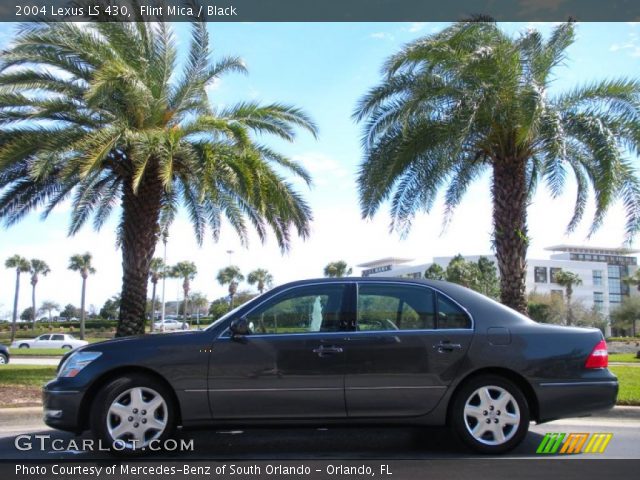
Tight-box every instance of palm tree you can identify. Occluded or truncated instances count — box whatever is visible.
[171,261,197,321]
[5,255,30,342]
[424,264,445,281]
[0,19,316,337]
[354,21,640,315]
[68,253,96,339]
[554,270,583,326]
[623,270,640,293]
[323,261,352,278]
[247,268,273,294]
[40,300,60,326]
[29,259,50,329]
[148,257,165,332]
[217,266,244,307]
[189,292,209,328]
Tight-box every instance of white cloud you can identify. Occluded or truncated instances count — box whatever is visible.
[370,32,394,41]
[609,33,640,57]
[293,152,350,187]
[407,23,427,33]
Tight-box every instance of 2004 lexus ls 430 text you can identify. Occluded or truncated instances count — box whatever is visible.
[43,278,618,454]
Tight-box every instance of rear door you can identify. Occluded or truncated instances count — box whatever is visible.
[49,334,65,348]
[344,282,473,417]
[208,283,351,419]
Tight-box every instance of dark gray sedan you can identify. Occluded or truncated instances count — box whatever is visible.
[43,278,617,454]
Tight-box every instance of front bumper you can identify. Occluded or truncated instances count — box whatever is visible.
[42,380,86,433]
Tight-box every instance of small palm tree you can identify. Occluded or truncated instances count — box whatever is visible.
[323,261,352,278]
[171,262,197,321]
[29,259,50,329]
[247,269,274,294]
[354,21,640,314]
[554,270,583,326]
[68,253,96,339]
[5,255,30,342]
[40,300,60,326]
[217,266,244,306]
[189,292,209,328]
[148,258,165,332]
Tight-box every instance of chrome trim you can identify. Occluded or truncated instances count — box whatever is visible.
[207,387,343,392]
[346,386,446,390]
[539,381,618,387]
[44,389,80,394]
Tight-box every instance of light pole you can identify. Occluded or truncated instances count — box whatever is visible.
[160,229,168,327]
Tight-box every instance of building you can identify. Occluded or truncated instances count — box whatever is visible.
[358,245,639,325]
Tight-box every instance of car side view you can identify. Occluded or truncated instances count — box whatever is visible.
[12,333,88,350]
[43,278,618,454]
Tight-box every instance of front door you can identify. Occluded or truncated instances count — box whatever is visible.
[208,283,351,419]
[344,282,473,417]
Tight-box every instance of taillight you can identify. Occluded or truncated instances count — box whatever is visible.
[585,339,608,369]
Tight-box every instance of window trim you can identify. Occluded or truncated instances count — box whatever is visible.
[218,280,475,338]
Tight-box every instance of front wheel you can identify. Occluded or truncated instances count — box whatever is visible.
[0,353,7,364]
[450,375,529,454]
[90,374,176,455]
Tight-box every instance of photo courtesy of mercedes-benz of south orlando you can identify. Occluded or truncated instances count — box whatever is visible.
[43,278,617,454]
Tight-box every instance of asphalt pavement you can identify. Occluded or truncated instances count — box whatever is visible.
[0,407,638,460]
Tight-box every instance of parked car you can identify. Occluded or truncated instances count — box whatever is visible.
[153,319,188,331]
[43,278,617,455]
[12,334,88,350]
[0,344,9,364]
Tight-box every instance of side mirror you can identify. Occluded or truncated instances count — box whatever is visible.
[230,317,251,337]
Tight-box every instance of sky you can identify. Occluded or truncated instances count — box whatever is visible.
[0,21,639,318]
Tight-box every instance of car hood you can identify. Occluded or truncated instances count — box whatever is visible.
[85,330,202,351]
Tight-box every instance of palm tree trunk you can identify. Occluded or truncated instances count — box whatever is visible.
[31,279,37,330]
[117,164,163,337]
[150,281,157,333]
[492,158,529,315]
[10,269,20,343]
[80,276,86,340]
[566,287,573,326]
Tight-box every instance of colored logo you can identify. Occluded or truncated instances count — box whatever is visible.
[536,433,613,454]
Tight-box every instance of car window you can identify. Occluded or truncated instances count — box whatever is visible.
[357,284,435,331]
[37,335,50,340]
[245,284,347,335]
[437,294,472,329]
[67,335,75,339]
[51,334,64,341]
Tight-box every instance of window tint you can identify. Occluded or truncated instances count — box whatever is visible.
[245,284,347,335]
[437,295,471,329]
[37,335,50,340]
[357,284,435,331]
[51,334,64,341]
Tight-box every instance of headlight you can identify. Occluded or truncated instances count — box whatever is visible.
[58,351,102,378]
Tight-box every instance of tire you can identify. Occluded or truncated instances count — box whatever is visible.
[62,345,72,350]
[90,373,176,455]
[0,353,7,364]
[450,374,530,454]
[18,344,29,349]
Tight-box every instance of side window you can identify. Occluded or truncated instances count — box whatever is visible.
[245,284,347,335]
[437,295,471,329]
[51,334,64,341]
[357,284,435,331]
[38,335,50,341]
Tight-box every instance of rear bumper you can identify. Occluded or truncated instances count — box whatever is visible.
[42,381,85,433]
[536,379,618,423]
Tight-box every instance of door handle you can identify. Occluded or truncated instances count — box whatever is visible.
[434,341,462,353]
[312,345,344,357]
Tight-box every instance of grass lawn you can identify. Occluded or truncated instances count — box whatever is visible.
[0,365,57,387]
[9,348,69,356]
[609,353,640,363]
[609,366,640,406]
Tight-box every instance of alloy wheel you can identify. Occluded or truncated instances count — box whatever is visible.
[106,386,168,449]
[462,385,521,446]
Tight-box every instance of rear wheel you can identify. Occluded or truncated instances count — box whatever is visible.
[450,375,529,454]
[62,345,72,350]
[18,344,29,349]
[90,374,176,455]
